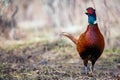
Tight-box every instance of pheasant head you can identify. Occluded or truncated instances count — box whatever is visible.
[85,7,96,24]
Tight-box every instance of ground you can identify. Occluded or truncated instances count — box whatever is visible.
[0,40,120,80]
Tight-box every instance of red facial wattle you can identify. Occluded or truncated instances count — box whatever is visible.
[86,7,95,15]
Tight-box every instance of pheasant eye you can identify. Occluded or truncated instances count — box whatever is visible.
[87,9,93,14]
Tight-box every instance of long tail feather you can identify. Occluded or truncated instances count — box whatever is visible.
[60,32,78,45]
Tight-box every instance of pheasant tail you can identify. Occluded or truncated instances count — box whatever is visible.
[61,32,78,45]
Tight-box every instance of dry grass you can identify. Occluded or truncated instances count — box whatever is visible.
[0,0,120,79]
[0,40,119,80]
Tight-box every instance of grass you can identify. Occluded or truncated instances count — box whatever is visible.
[0,39,119,80]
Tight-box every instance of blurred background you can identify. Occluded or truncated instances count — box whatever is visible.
[0,0,120,79]
[0,0,120,49]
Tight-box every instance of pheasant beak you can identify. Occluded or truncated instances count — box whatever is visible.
[85,12,88,15]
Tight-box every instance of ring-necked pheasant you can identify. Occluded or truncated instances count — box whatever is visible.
[61,7,105,74]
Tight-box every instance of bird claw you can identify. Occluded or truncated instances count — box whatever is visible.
[81,66,96,77]
[81,66,89,75]
[85,66,88,74]
[88,71,96,77]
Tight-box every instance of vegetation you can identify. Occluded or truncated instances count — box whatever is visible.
[0,40,119,80]
[0,0,119,80]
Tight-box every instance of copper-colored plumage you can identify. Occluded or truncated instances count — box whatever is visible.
[61,24,105,74]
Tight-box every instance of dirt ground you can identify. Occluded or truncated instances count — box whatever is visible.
[0,40,120,80]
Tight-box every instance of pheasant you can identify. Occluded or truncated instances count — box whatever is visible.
[61,7,105,74]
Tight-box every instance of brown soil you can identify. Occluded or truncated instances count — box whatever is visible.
[0,40,120,80]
